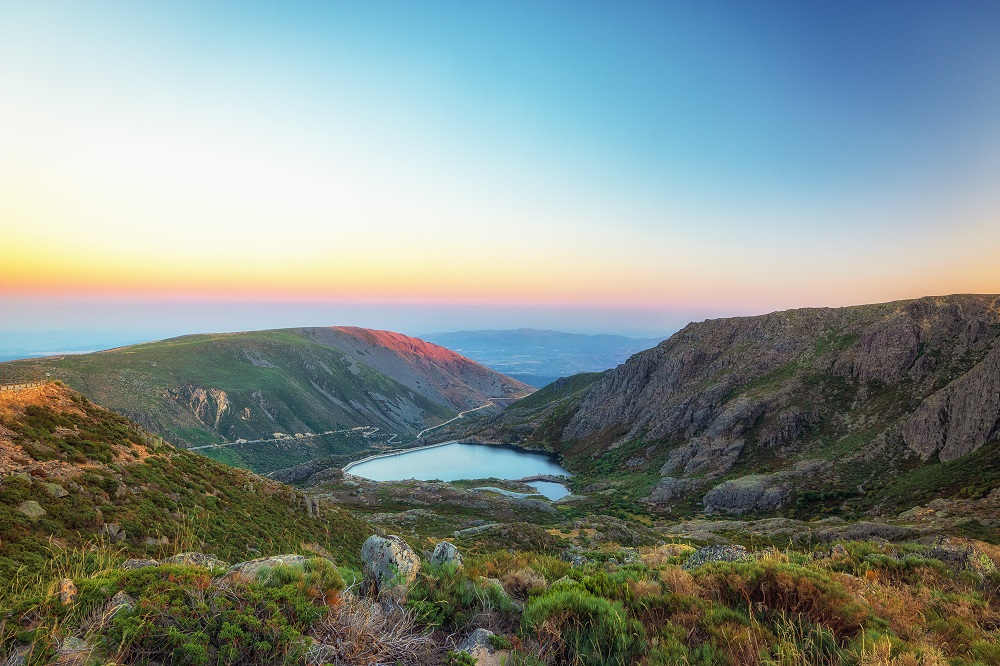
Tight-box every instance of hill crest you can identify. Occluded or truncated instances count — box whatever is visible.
[0,327,531,474]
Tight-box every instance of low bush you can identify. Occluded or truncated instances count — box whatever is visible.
[104,559,342,665]
[692,561,868,638]
[521,586,646,666]
[406,563,517,632]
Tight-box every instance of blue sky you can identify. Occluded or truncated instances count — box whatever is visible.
[1,1,999,339]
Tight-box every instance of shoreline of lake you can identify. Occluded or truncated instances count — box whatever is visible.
[342,439,459,473]
[342,440,572,500]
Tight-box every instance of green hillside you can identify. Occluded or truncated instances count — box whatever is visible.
[0,383,369,588]
[0,330,469,473]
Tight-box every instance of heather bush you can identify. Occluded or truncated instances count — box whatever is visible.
[692,560,869,637]
[406,562,517,631]
[521,586,646,666]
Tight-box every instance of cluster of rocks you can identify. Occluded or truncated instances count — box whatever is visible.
[681,544,751,569]
[926,539,998,578]
[100,522,128,543]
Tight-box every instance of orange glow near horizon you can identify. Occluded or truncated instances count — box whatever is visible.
[3,2,1000,327]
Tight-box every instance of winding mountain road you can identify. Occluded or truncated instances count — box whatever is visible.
[187,394,528,452]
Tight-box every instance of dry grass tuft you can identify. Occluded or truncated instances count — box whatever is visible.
[640,543,695,567]
[502,568,548,600]
[660,566,700,597]
[308,592,438,666]
[857,634,950,666]
[626,579,662,598]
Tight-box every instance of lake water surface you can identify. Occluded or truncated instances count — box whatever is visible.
[344,441,571,499]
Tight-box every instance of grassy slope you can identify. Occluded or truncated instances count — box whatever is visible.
[0,384,370,588]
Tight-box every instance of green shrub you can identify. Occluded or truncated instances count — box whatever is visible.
[521,587,646,666]
[971,639,1000,663]
[444,651,477,666]
[692,561,868,637]
[406,562,517,631]
[104,562,340,665]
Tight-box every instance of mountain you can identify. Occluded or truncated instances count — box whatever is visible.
[459,295,1000,519]
[421,328,667,387]
[0,327,531,473]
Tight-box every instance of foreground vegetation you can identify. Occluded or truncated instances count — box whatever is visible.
[3,535,998,665]
[3,384,999,664]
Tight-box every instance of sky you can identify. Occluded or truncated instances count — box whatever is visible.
[2,1,1000,341]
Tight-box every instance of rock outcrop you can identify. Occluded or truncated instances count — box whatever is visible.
[648,477,697,504]
[701,460,829,514]
[430,541,463,568]
[703,474,788,515]
[360,535,421,601]
[902,344,1000,461]
[682,545,751,569]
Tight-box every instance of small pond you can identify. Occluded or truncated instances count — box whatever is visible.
[524,480,571,500]
[344,441,571,500]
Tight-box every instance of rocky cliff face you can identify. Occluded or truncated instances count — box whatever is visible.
[902,343,1000,462]
[482,295,1000,516]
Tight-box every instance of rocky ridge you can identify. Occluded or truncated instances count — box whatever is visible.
[461,295,1000,517]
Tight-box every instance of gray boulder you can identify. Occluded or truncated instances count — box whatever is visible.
[361,535,420,601]
[648,477,695,504]
[703,475,788,515]
[15,501,46,520]
[41,482,69,498]
[927,542,998,578]
[109,591,136,614]
[682,545,751,570]
[121,558,159,570]
[226,554,309,580]
[161,552,227,568]
[458,628,503,666]
[430,541,463,568]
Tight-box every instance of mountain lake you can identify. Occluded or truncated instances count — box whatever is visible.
[343,441,571,500]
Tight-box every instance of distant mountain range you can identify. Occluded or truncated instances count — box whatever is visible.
[0,327,530,473]
[458,295,1000,520]
[421,328,667,387]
